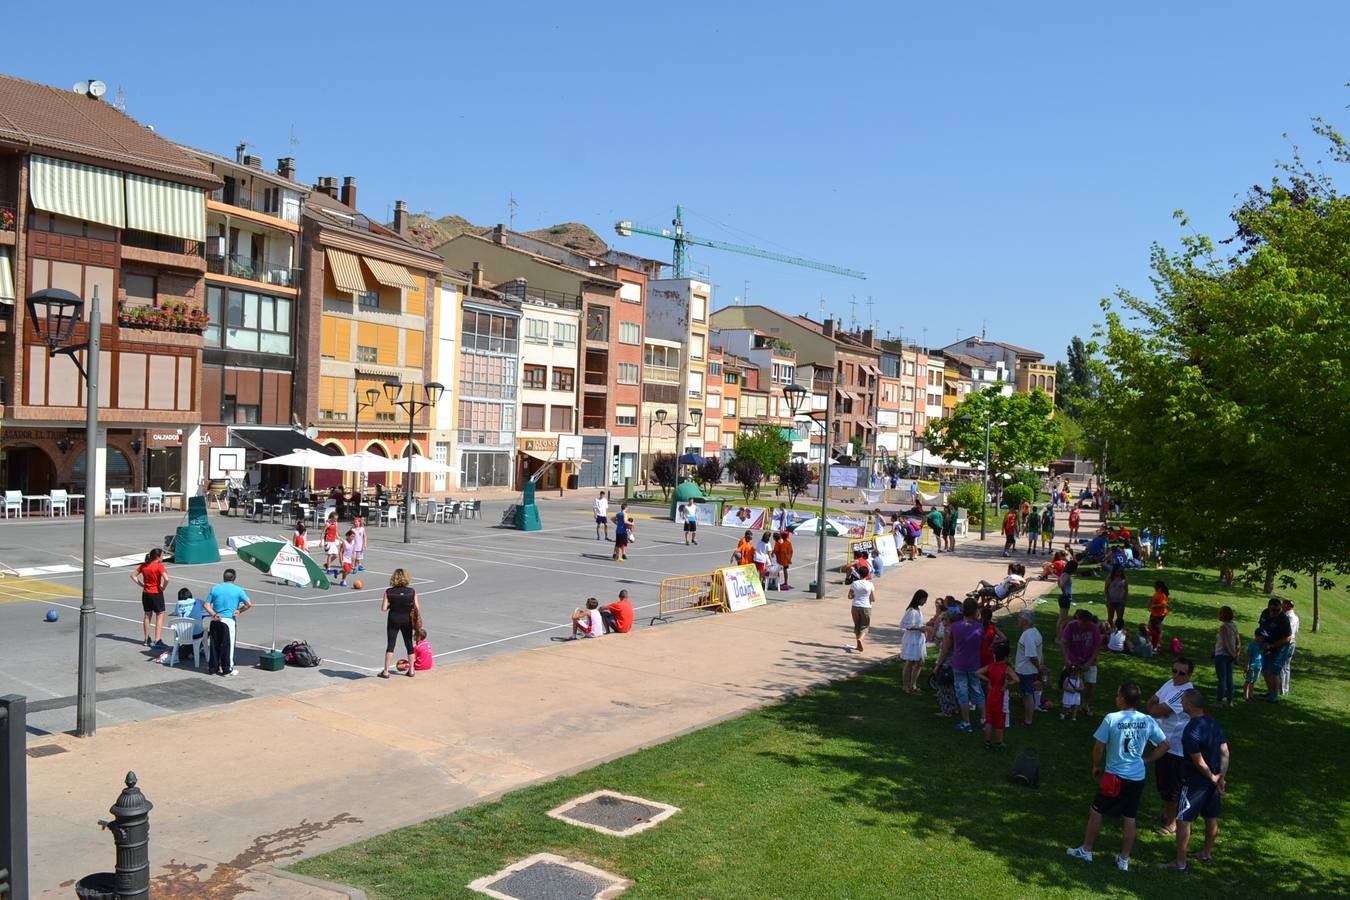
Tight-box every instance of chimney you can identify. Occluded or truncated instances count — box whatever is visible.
[393,199,408,236]
[862,328,874,347]
[340,176,357,209]
[471,262,484,287]
[822,317,835,339]
[492,223,505,245]
[503,277,527,300]
[314,177,338,199]
[276,157,296,182]
[235,142,247,163]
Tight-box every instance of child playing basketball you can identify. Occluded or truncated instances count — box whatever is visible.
[338,529,356,587]
[323,512,340,576]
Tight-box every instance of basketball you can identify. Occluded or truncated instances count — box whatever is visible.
[352,579,363,590]
[45,609,59,622]
[395,658,410,672]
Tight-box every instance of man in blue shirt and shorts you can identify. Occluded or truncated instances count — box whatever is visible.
[1067,682,1170,872]
[1169,690,1229,872]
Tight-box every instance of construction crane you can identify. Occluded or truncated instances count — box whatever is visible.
[614,205,866,280]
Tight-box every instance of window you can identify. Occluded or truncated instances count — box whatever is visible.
[724,398,737,418]
[552,367,575,392]
[690,334,705,359]
[356,345,377,363]
[461,308,520,354]
[724,371,738,385]
[708,361,722,376]
[521,403,545,431]
[772,362,795,384]
[524,318,549,344]
[644,345,680,368]
[124,273,155,304]
[523,364,546,389]
[358,291,380,310]
[617,363,639,384]
[690,294,707,321]
[620,281,642,303]
[458,350,519,400]
[549,405,573,431]
[615,404,637,426]
[619,321,640,345]
[208,288,292,354]
[688,371,704,398]
[553,321,577,347]
[586,306,608,341]
[705,425,720,444]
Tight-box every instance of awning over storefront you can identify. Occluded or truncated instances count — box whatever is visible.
[125,173,206,241]
[520,448,555,463]
[362,256,419,290]
[29,155,125,229]
[325,247,368,294]
[0,247,14,304]
[230,427,336,458]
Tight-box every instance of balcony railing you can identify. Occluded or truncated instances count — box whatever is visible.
[644,364,680,384]
[207,254,301,288]
[122,229,204,258]
[211,187,301,224]
[457,429,513,447]
[584,368,607,386]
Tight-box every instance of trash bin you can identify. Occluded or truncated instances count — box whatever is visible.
[75,873,116,899]
[566,474,579,490]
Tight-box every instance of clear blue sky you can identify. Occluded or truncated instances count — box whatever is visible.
[9,2,1350,362]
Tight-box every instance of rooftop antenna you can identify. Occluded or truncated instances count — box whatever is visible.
[849,295,858,330]
[743,280,750,306]
[508,193,518,229]
[981,319,987,341]
[288,124,301,149]
[112,85,126,112]
[865,295,875,331]
[922,327,928,349]
[818,296,826,320]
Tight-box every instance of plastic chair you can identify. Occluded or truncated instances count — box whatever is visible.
[382,505,399,527]
[107,488,126,515]
[169,618,206,668]
[4,490,23,518]
[146,487,164,513]
[465,499,482,520]
[49,489,70,517]
[423,500,443,523]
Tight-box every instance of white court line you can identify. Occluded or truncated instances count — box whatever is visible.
[433,600,663,658]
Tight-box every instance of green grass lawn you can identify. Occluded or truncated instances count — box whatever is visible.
[291,565,1348,898]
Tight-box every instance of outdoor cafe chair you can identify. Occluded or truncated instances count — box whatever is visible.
[107,488,127,515]
[146,487,164,513]
[381,505,399,528]
[3,490,22,518]
[464,498,482,520]
[168,618,206,668]
[423,500,444,524]
[49,489,70,517]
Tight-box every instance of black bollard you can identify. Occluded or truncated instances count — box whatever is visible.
[92,771,154,899]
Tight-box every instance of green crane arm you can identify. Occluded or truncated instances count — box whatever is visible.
[615,211,866,280]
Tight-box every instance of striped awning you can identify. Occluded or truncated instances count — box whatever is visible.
[0,247,14,304]
[125,173,206,242]
[362,256,419,290]
[325,248,368,294]
[29,155,125,229]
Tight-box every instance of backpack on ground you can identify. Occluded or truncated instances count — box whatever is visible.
[1009,750,1040,787]
[282,640,321,667]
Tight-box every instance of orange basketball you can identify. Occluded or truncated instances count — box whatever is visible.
[352,579,364,590]
[396,658,410,672]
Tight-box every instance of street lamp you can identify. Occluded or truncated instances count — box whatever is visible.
[658,407,702,456]
[352,386,380,493]
[783,382,831,600]
[644,408,668,489]
[26,287,100,737]
[960,413,1003,541]
[383,379,445,544]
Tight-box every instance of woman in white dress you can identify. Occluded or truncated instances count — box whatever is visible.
[900,589,930,693]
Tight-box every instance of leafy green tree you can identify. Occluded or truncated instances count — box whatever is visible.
[731,459,765,501]
[1087,119,1350,620]
[694,457,724,493]
[924,386,1064,511]
[733,425,790,483]
[779,461,812,508]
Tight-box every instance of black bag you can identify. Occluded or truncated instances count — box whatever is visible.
[932,662,955,687]
[282,640,321,667]
[1009,750,1040,787]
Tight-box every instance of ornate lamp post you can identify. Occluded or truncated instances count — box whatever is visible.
[26,287,99,736]
[782,382,831,599]
[658,407,703,455]
[382,379,445,544]
[352,386,380,494]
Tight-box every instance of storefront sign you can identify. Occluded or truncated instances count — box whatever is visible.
[2,429,72,441]
[520,437,559,452]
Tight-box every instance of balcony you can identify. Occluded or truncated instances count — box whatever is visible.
[457,429,512,447]
[582,395,607,431]
[207,254,301,289]
[120,229,206,271]
[210,188,301,225]
[0,200,15,235]
[584,349,608,386]
[645,364,680,384]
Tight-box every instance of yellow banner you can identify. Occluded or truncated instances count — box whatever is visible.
[917,479,941,495]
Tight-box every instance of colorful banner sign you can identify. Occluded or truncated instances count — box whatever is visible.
[718,564,767,612]
[722,505,767,529]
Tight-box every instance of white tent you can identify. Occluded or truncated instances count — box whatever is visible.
[905,449,975,470]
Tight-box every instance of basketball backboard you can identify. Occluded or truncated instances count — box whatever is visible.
[209,446,247,480]
[557,433,583,461]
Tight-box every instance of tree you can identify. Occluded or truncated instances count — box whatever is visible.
[924,386,1064,511]
[779,460,811,507]
[731,459,764,501]
[694,457,724,492]
[651,452,678,499]
[1056,336,1100,420]
[1078,118,1350,626]
[732,425,790,484]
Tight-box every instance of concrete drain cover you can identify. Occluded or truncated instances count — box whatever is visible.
[547,789,680,837]
[469,852,631,899]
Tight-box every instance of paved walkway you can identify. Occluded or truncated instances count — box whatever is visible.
[23,530,1060,898]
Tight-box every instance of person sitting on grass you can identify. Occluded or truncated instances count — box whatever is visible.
[1039,549,1069,581]
[1132,624,1154,658]
[571,598,604,639]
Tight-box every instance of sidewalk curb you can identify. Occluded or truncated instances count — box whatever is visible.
[262,866,369,899]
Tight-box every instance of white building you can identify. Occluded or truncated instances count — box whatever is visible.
[512,282,581,490]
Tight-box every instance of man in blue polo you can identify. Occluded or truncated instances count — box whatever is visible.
[203,568,252,676]
[1169,690,1229,873]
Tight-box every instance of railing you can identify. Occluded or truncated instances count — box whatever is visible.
[0,200,15,232]
[122,229,204,257]
[584,369,606,386]
[207,254,301,287]
[502,284,581,309]
[211,187,301,224]
[644,364,680,384]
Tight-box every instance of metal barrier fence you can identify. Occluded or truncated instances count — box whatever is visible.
[651,572,723,625]
[1,695,27,899]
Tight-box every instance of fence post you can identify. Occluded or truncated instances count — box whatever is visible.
[0,694,28,900]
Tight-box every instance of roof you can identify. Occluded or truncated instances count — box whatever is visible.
[437,232,621,288]
[177,143,307,194]
[304,190,444,269]
[940,349,984,370]
[948,335,1045,360]
[0,74,218,186]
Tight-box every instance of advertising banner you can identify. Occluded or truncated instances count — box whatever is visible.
[675,500,720,526]
[721,505,767,529]
[717,564,767,612]
[829,466,861,488]
[833,514,871,538]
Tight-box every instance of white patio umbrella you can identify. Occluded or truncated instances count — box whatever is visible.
[257,448,347,470]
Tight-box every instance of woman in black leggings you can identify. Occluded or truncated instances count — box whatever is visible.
[379,567,421,678]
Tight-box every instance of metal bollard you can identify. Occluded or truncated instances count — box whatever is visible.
[85,771,154,899]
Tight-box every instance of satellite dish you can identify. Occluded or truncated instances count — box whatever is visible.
[73,81,89,94]
[88,80,106,98]
[305,426,319,440]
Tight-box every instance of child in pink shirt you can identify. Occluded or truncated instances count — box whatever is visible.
[412,627,434,671]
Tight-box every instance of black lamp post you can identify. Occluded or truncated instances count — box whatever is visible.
[645,408,667,489]
[26,287,99,737]
[961,412,999,541]
[658,407,702,457]
[383,379,445,544]
[352,386,380,493]
[783,382,831,599]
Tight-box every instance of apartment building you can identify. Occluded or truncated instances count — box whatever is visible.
[430,259,469,497]
[938,336,1035,397]
[941,350,977,418]
[704,345,726,460]
[875,341,903,460]
[643,277,711,468]
[453,269,522,489]
[923,349,946,431]
[507,277,581,490]
[812,321,883,463]
[298,180,444,490]
[718,351,743,463]
[0,75,219,505]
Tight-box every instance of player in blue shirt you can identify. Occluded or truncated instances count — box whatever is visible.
[1066,682,1170,872]
[1169,690,1229,872]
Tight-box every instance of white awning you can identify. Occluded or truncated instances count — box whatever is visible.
[0,247,14,304]
[325,248,369,294]
[362,256,419,290]
[29,155,125,229]
[125,173,206,242]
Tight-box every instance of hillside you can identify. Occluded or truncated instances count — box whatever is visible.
[399,214,610,258]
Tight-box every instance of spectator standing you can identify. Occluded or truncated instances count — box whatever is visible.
[1061,608,1100,714]
[1241,632,1264,701]
[1169,690,1229,873]
[352,516,367,572]
[1026,506,1042,556]
[131,547,170,649]
[1068,504,1082,543]
[1256,597,1293,702]
[594,491,609,541]
[848,573,875,653]
[1104,567,1129,631]
[976,642,1013,750]
[1066,682,1171,872]
[942,502,957,552]
[754,531,775,580]
[379,568,421,678]
[736,530,755,567]
[937,598,987,733]
[1014,610,1047,726]
[899,590,929,693]
[612,502,631,562]
[774,530,795,591]
[1148,581,1170,653]
[600,589,635,634]
[1147,657,1196,836]
[682,502,699,546]
[1281,598,1300,694]
[1002,509,1018,557]
[202,568,251,677]
[1213,606,1239,707]
[1055,559,1078,639]
[926,505,944,552]
[1040,505,1055,553]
